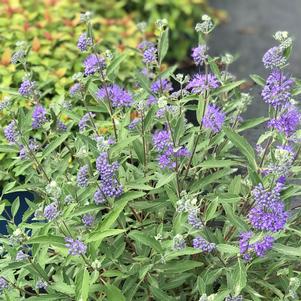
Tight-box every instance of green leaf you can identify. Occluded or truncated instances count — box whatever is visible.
[105,284,126,301]
[87,229,125,243]
[223,127,257,170]
[223,203,248,232]
[250,74,265,86]
[150,286,173,301]
[129,230,163,253]
[42,133,70,159]
[158,29,169,64]
[273,243,301,257]
[238,117,269,132]
[199,159,239,169]
[190,168,235,193]
[205,198,219,222]
[155,173,175,189]
[0,145,19,153]
[157,260,202,273]
[217,244,239,255]
[76,267,89,301]
[97,191,145,231]
[107,53,127,80]
[27,235,65,246]
[211,80,245,96]
[232,259,247,296]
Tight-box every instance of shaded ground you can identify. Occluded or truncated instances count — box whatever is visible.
[210,0,301,144]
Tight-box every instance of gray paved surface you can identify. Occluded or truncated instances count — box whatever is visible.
[210,0,301,144]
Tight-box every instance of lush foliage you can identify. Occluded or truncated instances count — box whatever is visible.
[1,13,301,301]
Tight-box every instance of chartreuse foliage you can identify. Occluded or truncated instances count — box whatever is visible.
[0,12,301,301]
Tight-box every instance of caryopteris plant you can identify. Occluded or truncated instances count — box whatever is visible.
[0,13,301,301]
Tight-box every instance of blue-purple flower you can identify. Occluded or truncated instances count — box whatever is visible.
[19,79,36,97]
[268,106,300,136]
[192,236,216,253]
[202,104,225,133]
[82,214,94,227]
[83,54,105,76]
[77,33,92,52]
[97,84,133,108]
[65,237,87,256]
[69,83,82,97]
[32,105,47,129]
[191,45,207,66]
[4,120,18,144]
[77,165,89,188]
[78,112,95,132]
[239,231,274,261]
[96,152,123,198]
[186,73,219,94]
[0,277,8,293]
[262,46,286,69]
[248,183,288,232]
[43,202,59,221]
[173,234,186,251]
[261,70,294,107]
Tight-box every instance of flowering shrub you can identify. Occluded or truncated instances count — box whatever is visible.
[1,14,301,301]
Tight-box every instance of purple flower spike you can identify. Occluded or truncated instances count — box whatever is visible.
[262,46,286,69]
[4,120,18,144]
[77,33,92,52]
[84,54,105,76]
[261,70,294,107]
[192,236,216,253]
[186,73,219,94]
[64,237,87,256]
[32,105,47,129]
[202,104,225,133]
[77,165,89,188]
[191,45,207,66]
[97,84,133,108]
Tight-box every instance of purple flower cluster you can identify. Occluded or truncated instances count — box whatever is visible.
[69,83,82,97]
[77,33,92,52]
[261,69,294,107]
[187,211,203,229]
[128,118,141,130]
[248,183,288,232]
[192,236,216,253]
[32,105,47,129]
[97,84,133,108]
[94,188,106,204]
[262,46,286,69]
[268,106,300,136]
[43,202,59,221]
[202,104,225,133]
[239,231,274,261]
[78,112,95,132]
[0,277,8,293]
[82,214,94,227]
[16,250,28,261]
[77,165,89,188]
[83,54,105,76]
[173,234,186,251]
[36,280,48,290]
[225,296,243,301]
[56,120,67,132]
[186,73,219,94]
[153,130,190,169]
[19,79,35,97]
[96,152,123,199]
[4,120,18,143]
[65,237,87,256]
[151,78,173,95]
[191,45,207,66]
[19,138,39,160]
[138,41,157,64]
